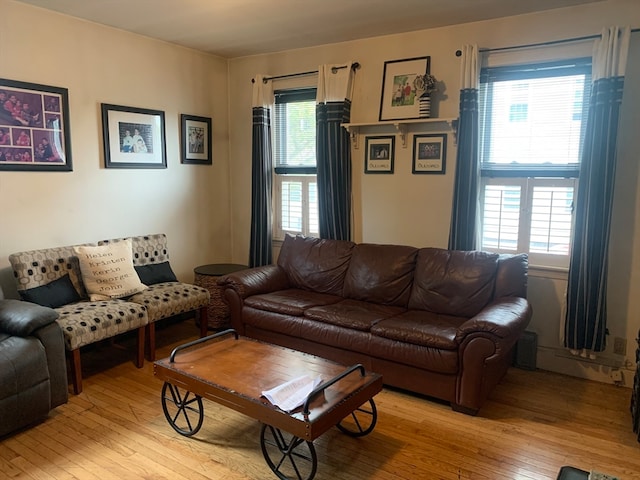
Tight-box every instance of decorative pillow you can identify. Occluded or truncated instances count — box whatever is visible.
[134,261,178,285]
[74,238,147,301]
[19,273,81,308]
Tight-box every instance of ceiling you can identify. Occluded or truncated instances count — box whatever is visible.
[16,0,604,58]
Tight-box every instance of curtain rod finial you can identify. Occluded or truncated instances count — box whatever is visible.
[455,50,462,57]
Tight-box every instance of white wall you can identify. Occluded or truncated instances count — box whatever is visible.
[0,0,231,297]
[1,0,639,386]
[228,0,640,384]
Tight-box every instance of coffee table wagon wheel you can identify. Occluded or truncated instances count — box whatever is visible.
[161,382,204,437]
[336,398,377,437]
[260,424,318,480]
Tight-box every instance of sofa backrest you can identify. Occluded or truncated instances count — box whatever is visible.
[343,243,418,307]
[408,248,500,317]
[495,253,528,299]
[277,235,355,296]
[98,233,170,266]
[9,244,89,298]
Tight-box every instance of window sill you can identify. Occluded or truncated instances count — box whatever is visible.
[528,264,569,280]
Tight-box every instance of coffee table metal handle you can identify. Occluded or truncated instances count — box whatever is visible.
[169,328,239,363]
[302,364,365,415]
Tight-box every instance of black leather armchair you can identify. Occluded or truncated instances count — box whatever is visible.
[0,295,68,437]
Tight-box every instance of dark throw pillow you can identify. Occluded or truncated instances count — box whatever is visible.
[19,273,81,309]
[135,261,178,285]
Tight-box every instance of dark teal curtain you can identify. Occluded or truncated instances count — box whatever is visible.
[317,100,351,240]
[564,76,625,352]
[448,88,479,250]
[249,106,273,267]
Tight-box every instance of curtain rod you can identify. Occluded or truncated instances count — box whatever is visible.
[251,62,360,84]
[455,28,640,56]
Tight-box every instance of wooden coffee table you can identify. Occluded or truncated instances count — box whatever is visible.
[153,330,383,480]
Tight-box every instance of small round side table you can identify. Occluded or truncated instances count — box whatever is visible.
[194,263,248,330]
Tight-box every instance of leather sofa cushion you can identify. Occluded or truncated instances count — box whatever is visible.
[243,309,459,374]
[277,235,355,296]
[305,299,405,331]
[408,248,499,317]
[371,310,467,350]
[244,289,342,316]
[343,244,418,307]
[495,253,528,299]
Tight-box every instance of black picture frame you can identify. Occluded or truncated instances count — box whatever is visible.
[0,78,72,172]
[101,103,166,169]
[365,136,395,174]
[412,134,447,174]
[181,114,212,165]
[379,56,431,121]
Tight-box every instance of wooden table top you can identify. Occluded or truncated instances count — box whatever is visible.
[154,331,383,440]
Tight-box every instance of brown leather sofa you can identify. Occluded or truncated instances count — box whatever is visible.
[0,295,68,437]
[220,235,532,415]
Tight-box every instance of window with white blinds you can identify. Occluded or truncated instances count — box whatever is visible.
[273,88,319,239]
[276,176,319,237]
[481,178,576,267]
[479,58,590,268]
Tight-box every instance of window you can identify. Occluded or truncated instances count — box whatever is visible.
[273,88,318,239]
[479,58,591,268]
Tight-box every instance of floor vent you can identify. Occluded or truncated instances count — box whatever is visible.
[514,331,537,370]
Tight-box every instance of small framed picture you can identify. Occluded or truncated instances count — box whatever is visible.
[181,114,212,165]
[412,134,447,174]
[101,103,166,169]
[365,136,395,174]
[379,56,431,121]
[0,78,72,172]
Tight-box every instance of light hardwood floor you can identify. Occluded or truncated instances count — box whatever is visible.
[2,318,639,480]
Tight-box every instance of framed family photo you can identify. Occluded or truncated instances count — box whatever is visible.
[365,136,395,174]
[0,78,72,172]
[412,134,447,174]
[181,114,212,165]
[379,56,431,121]
[101,103,166,169]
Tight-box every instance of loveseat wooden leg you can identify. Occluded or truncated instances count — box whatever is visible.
[451,403,479,416]
[198,306,209,338]
[136,325,145,367]
[146,322,156,362]
[69,348,82,394]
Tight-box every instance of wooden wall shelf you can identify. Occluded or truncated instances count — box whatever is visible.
[342,118,457,149]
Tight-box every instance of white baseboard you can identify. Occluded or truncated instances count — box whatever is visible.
[535,345,634,388]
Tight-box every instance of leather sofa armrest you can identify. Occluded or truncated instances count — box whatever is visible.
[0,299,59,337]
[32,322,69,408]
[218,265,290,299]
[455,296,532,343]
[219,265,290,336]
